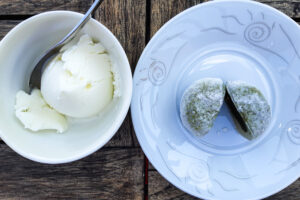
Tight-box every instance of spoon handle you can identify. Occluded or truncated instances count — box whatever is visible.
[55,0,104,49]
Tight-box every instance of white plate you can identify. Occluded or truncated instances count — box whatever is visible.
[131,0,300,199]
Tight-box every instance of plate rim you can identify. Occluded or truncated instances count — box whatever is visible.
[131,0,300,199]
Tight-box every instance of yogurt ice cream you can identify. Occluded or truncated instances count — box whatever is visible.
[15,89,67,133]
[41,34,114,118]
[15,34,117,133]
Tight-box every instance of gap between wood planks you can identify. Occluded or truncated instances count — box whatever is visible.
[143,0,152,199]
[0,15,33,20]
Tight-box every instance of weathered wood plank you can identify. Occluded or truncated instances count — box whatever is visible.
[95,0,146,147]
[149,160,155,170]
[150,0,203,37]
[95,0,146,71]
[130,114,141,147]
[0,20,19,40]
[259,0,300,18]
[149,171,199,200]
[149,170,300,200]
[105,115,133,147]
[0,144,144,199]
[265,179,300,200]
[0,0,93,15]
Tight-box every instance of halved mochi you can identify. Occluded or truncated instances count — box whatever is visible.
[180,78,225,137]
[226,81,271,140]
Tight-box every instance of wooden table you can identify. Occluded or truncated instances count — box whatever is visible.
[0,0,299,199]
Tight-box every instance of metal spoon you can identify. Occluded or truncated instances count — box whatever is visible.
[29,0,104,90]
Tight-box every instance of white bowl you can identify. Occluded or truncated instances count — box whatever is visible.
[0,11,132,164]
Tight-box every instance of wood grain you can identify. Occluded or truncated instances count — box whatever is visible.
[95,0,146,147]
[149,171,199,200]
[0,20,19,40]
[150,0,203,37]
[259,0,300,18]
[148,159,155,171]
[149,170,300,200]
[0,0,93,15]
[95,0,146,71]
[265,179,300,200]
[105,115,134,147]
[0,144,144,199]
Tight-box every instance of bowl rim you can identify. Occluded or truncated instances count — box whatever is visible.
[0,10,132,164]
[131,0,300,200]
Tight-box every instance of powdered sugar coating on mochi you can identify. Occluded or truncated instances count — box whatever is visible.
[180,78,225,137]
[226,81,271,140]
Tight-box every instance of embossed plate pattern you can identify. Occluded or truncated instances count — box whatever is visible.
[131,1,300,199]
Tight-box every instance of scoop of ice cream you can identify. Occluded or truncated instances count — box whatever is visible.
[15,89,67,133]
[41,34,113,118]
